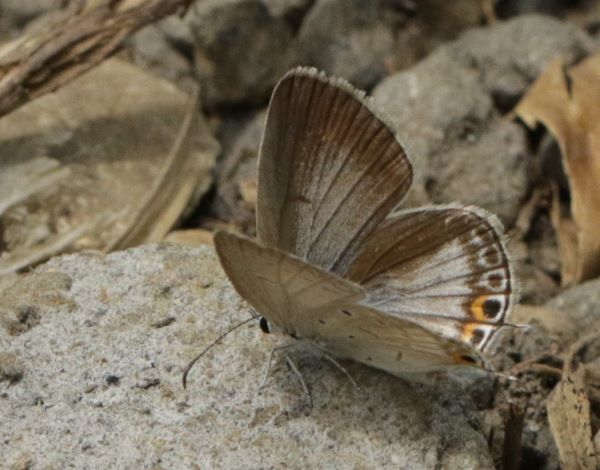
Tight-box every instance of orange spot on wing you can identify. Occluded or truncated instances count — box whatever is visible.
[461,322,481,345]
[462,322,478,341]
[470,295,490,322]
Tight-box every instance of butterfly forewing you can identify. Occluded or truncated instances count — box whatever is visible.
[343,205,515,351]
[214,230,364,334]
[257,67,413,275]
[214,231,477,373]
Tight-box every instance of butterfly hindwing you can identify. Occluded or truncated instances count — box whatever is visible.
[256,67,413,275]
[214,231,478,373]
[343,205,515,351]
[308,302,481,375]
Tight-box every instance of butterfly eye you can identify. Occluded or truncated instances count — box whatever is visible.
[259,317,270,334]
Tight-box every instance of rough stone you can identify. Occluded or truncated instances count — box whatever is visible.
[0,0,56,29]
[443,14,596,109]
[213,109,267,233]
[263,0,314,25]
[295,0,396,90]
[1,244,494,469]
[188,0,294,109]
[429,120,529,223]
[373,52,528,224]
[545,278,600,336]
[128,24,197,93]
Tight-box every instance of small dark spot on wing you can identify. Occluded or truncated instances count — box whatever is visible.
[487,273,503,288]
[341,309,352,316]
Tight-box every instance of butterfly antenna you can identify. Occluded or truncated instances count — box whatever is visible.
[182,315,257,389]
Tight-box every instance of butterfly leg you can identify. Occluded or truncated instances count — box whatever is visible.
[322,353,358,389]
[259,344,294,390]
[286,354,313,408]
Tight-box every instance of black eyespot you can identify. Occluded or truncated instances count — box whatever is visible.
[483,298,502,318]
[259,317,270,334]
[318,319,326,324]
[341,309,352,316]
[470,329,485,346]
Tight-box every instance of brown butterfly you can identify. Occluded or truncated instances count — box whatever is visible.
[212,67,516,380]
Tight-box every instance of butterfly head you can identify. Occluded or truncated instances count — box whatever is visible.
[258,315,300,341]
[259,317,271,334]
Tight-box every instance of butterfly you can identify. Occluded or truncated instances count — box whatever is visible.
[212,67,516,381]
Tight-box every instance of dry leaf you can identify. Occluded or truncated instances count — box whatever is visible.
[238,178,258,208]
[108,86,217,250]
[0,58,217,275]
[515,55,600,284]
[547,335,600,470]
[163,229,214,247]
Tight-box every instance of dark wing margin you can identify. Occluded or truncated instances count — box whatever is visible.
[256,67,412,275]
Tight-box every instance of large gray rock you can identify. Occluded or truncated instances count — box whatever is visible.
[1,244,494,468]
[295,0,396,90]
[129,23,197,93]
[189,0,294,109]
[443,14,596,109]
[545,278,600,336]
[371,15,595,225]
[373,52,528,223]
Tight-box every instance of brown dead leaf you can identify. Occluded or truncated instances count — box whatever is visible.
[0,59,218,275]
[163,229,214,247]
[547,334,600,470]
[515,55,600,284]
[238,178,258,208]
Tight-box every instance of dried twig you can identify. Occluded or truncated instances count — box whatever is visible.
[0,0,193,119]
[502,403,525,470]
[507,349,564,380]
